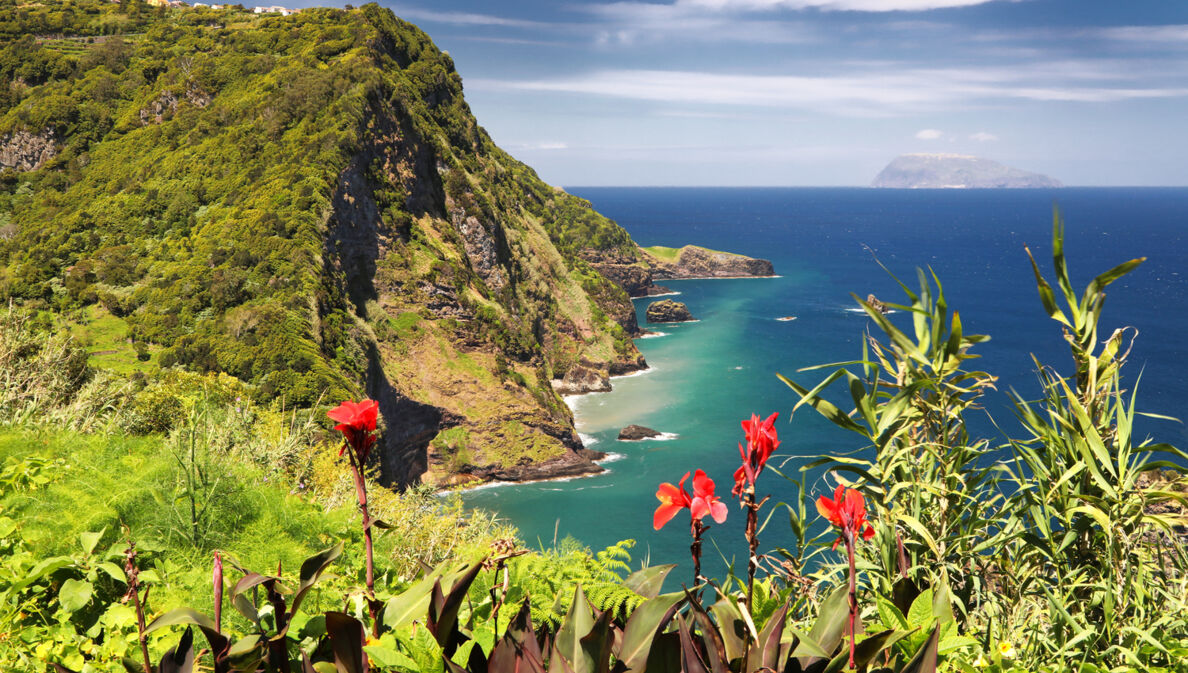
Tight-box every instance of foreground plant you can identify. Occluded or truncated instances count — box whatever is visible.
[817,484,876,671]
[733,412,779,611]
[655,469,727,584]
[327,398,381,632]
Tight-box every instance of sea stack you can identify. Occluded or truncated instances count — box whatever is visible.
[646,299,695,323]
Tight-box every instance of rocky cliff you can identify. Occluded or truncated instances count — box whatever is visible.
[0,3,647,489]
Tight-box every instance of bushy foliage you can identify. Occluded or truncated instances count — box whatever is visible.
[782,216,1188,670]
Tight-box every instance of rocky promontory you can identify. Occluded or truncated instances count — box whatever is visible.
[642,245,775,282]
[619,424,662,440]
[585,245,774,299]
[646,299,694,323]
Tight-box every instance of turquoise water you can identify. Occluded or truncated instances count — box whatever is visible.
[461,188,1188,579]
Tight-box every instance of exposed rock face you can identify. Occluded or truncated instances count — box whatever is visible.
[461,448,606,483]
[585,249,654,298]
[0,129,56,171]
[646,299,694,323]
[552,360,612,395]
[872,154,1062,189]
[619,424,661,440]
[643,246,775,280]
[452,211,508,292]
[139,85,212,124]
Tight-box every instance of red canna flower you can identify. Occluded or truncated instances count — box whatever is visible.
[816,484,876,550]
[733,412,780,497]
[328,399,379,460]
[690,469,728,525]
[654,472,693,530]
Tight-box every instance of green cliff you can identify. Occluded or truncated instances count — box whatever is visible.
[0,0,648,487]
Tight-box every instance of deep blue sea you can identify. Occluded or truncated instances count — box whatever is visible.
[462,187,1188,579]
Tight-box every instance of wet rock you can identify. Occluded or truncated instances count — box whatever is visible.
[619,424,661,440]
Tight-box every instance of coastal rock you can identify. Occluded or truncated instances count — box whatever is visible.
[872,154,1062,189]
[619,424,661,440]
[646,299,694,323]
[461,448,607,483]
[643,245,775,280]
[865,294,889,315]
[551,360,611,395]
[0,129,56,172]
[587,253,654,298]
[609,354,648,376]
[647,284,674,296]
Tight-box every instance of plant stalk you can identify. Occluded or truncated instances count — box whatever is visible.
[846,531,858,671]
[690,518,706,586]
[347,445,378,636]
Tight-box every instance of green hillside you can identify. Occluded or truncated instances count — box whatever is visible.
[0,0,646,486]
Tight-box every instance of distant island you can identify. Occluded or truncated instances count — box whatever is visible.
[872,153,1062,189]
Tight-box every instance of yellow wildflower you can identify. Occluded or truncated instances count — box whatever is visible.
[998,640,1017,659]
[973,652,989,668]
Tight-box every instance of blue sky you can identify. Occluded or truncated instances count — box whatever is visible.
[329,0,1187,186]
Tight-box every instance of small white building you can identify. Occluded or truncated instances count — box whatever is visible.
[253,5,293,14]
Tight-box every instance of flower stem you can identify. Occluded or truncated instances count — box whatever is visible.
[744,489,759,614]
[347,446,378,637]
[846,533,858,671]
[690,518,706,586]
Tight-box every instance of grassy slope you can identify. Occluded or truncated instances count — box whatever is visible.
[0,1,644,482]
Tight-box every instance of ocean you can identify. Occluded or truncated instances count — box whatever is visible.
[461,187,1188,579]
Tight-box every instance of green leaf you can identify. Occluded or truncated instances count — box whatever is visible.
[556,585,596,673]
[79,529,106,557]
[616,590,684,672]
[622,564,675,599]
[97,562,127,584]
[285,542,343,627]
[58,578,93,613]
[876,596,908,631]
[364,644,418,669]
[383,569,439,631]
[906,589,934,630]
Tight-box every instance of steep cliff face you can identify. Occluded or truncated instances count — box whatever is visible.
[0,129,55,171]
[0,3,644,488]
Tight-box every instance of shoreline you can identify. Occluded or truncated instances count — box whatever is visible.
[448,268,774,495]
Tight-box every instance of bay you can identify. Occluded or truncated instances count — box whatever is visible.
[461,187,1188,580]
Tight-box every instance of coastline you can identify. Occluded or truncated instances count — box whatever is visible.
[445,254,776,494]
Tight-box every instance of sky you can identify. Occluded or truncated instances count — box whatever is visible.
[310,0,1188,186]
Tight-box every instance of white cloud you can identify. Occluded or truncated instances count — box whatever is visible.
[390,7,554,29]
[674,0,1002,11]
[1098,25,1188,44]
[469,63,1188,117]
[970,131,998,142]
[915,128,943,139]
[583,2,817,44]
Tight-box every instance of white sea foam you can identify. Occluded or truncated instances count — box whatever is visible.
[620,431,679,442]
[597,451,625,464]
[636,291,682,299]
[611,366,656,380]
[639,331,669,339]
[578,433,599,447]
